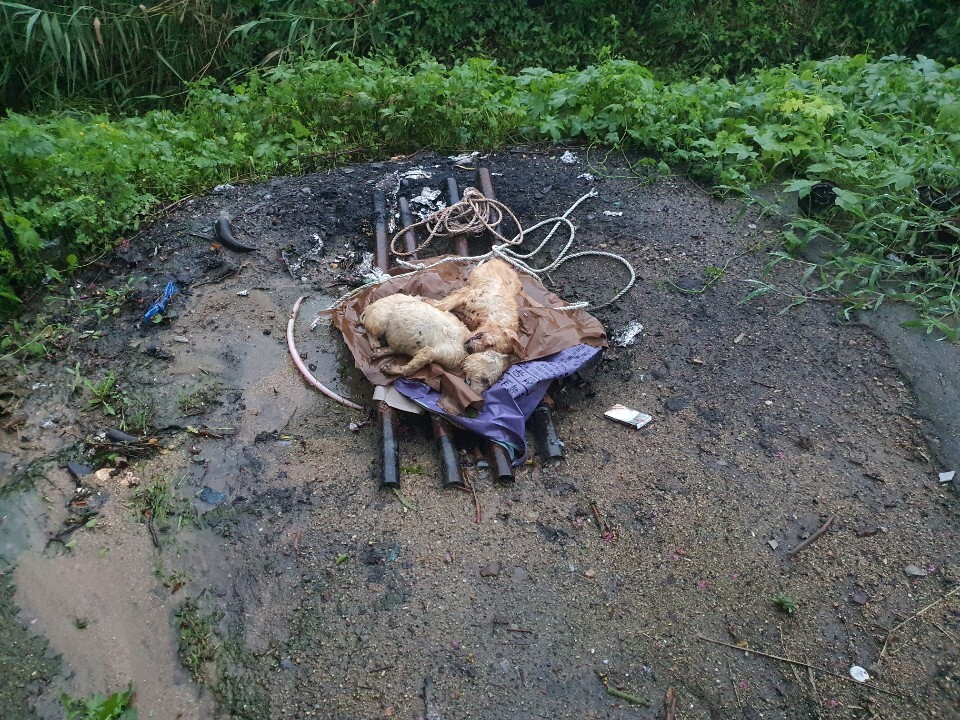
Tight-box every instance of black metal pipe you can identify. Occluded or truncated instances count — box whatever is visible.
[529,404,564,460]
[398,193,464,488]
[373,189,401,489]
[373,190,390,267]
[379,403,401,489]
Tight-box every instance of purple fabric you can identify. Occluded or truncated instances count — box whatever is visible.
[395,345,602,463]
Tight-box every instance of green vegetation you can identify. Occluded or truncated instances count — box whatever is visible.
[773,591,798,615]
[176,597,220,681]
[178,384,220,417]
[132,476,191,541]
[1,1,957,112]
[1,53,958,334]
[61,684,136,720]
[0,2,958,337]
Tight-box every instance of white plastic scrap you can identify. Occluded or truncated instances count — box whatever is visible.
[409,186,446,219]
[939,470,956,483]
[560,150,579,164]
[409,187,442,206]
[449,151,480,164]
[400,168,432,181]
[577,172,596,181]
[849,666,871,683]
[603,210,623,217]
[213,183,235,193]
[356,251,374,278]
[613,321,644,347]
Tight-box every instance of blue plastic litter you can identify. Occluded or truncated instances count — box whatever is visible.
[143,281,178,323]
[198,486,227,505]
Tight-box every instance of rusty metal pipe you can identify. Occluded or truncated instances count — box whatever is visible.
[373,190,401,489]
[398,194,464,488]
[445,177,470,256]
[487,444,515,482]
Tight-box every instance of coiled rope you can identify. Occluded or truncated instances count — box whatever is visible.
[321,187,636,315]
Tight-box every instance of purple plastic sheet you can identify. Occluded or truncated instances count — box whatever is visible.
[395,344,601,463]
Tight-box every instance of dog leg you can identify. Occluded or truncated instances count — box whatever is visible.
[383,347,439,376]
[424,287,470,313]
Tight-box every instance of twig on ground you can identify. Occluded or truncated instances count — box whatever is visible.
[595,671,649,706]
[698,635,904,698]
[878,585,960,662]
[788,514,835,557]
[192,262,251,288]
[590,501,611,537]
[464,477,482,524]
[391,488,417,512]
[665,686,677,720]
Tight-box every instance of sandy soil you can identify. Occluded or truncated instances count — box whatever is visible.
[0,149,958,720]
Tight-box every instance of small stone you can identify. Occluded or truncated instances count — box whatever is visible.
[172,335,189,343]
[904,564,926,578]
[510,567,530,582]
[280,659,296,670]
[479,561,501,577]
[850,590,869,605]
[584,569,596,579]
[768,539,779,550]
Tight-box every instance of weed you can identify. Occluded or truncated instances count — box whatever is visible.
[176,597,220,681]
[131,478,191,536]
[61,684,136,720]
[178,385,220,417]
[74,617,88,630]
[78,369,154,433]
[65,362,84,394]
[85,371,119,415]
[76,277,144,321]
[773,591,798,615]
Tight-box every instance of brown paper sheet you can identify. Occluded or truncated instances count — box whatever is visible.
[327,257,607,414]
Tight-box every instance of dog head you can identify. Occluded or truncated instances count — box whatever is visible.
[461,351,513,394]
[465,326,518,354]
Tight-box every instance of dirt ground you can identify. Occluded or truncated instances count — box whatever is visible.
[1,149,958,720]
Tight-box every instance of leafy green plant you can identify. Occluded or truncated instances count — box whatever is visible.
[1,52,958,336]
[61,684,136,720]
[773,591,798,615]
[84,371,118,414]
